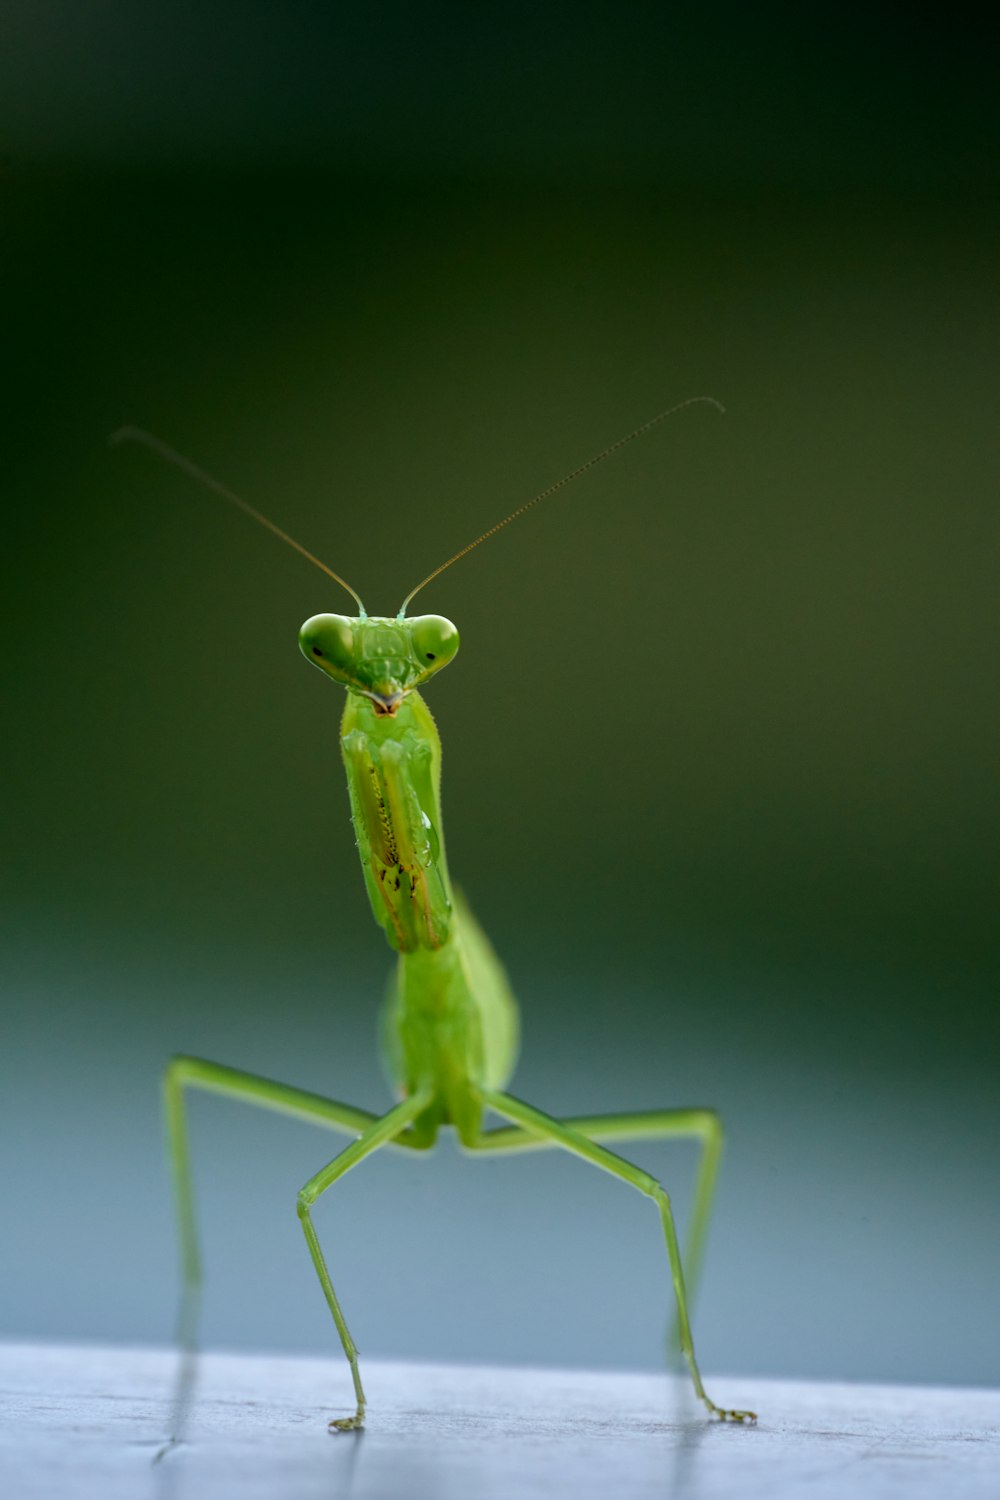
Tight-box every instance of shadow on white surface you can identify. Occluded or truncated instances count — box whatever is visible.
[1,1342,997,1500]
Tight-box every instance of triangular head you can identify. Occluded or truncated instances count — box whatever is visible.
[299,613,459,716]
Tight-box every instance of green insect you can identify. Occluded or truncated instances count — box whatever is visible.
[113,402,756,1429]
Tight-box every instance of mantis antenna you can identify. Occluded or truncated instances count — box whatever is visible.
[109,426,367,616]
[396,395,724,616]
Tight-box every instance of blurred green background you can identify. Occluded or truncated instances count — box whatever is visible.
[3,5,998,1390]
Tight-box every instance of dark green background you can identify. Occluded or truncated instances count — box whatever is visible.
[3,4,998,1389]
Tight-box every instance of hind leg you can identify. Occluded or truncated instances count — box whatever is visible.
[473,1089,755,1423]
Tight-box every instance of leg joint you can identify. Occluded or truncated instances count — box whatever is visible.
[648,1176,672,1208]
[164,1053,196,1083]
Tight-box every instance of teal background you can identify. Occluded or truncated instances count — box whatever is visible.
[3,5,998,1389]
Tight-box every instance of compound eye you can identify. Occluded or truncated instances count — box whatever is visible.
[408,614,459,669]
[299,613,355,674]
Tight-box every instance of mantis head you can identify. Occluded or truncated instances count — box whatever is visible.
[299,613,460,716]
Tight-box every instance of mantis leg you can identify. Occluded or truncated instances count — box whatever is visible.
[163,1056,432,1309]
[296,1087,434,1431]
[467,1105,722,1308]
[477,1089,755,1424]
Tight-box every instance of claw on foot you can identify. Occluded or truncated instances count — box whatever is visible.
[328,1411,365,1433]
[714,1406,757,1423]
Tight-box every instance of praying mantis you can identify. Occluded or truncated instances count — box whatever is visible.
[113,400,756,1429]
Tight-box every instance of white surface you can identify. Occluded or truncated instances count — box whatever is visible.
[1,1341,997,1500]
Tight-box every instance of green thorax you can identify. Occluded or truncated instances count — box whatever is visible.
[340,688,454,954]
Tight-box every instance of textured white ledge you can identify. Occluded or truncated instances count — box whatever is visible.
[1,1341,997,1500]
